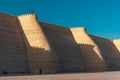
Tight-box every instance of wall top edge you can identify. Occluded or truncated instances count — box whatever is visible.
[70,27,86,29]
[17,14,36,17]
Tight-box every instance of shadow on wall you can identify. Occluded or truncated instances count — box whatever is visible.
[0,16,29,74]
[39,22,85,73]
[78,44,106,72]
[91,35,120,71]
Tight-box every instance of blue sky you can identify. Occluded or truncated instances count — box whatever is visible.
[0,0,120,39]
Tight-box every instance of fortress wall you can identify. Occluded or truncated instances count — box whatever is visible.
[0,13,29,73]
[39,22,85,73]
[18,14,59,74]
[70,27,107,72]
[1,12,120,74]
[91,36,120,71]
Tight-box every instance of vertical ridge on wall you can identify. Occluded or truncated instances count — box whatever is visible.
[70,27,107,72]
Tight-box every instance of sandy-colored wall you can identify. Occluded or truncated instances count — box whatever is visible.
[0,13,29,73]
[91,36,120,71]
[70,27,107,72]
[18,14,59,74]
[1,12,120,74]
[40,22,85,73]
[113,39,120,52]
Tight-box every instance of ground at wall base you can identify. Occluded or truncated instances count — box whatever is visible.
[0,71,120,80]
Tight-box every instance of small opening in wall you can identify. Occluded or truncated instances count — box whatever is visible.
[39,69,42,74]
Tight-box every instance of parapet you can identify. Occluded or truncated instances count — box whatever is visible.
[18,13,36,17]
[17,13,37,20]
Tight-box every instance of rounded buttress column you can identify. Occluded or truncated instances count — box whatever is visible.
[18,14,59,74]
[70,27,107,72]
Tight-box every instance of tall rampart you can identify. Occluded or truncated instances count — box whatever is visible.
[70,27,107,72]
[18,14,59,74]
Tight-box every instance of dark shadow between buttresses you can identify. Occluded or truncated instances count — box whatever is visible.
[78,43,107,72]
[90,35,120,71]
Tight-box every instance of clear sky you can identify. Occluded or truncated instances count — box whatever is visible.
[0,0,120,39]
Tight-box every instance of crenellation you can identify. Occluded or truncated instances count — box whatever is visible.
[18,13,36,17]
